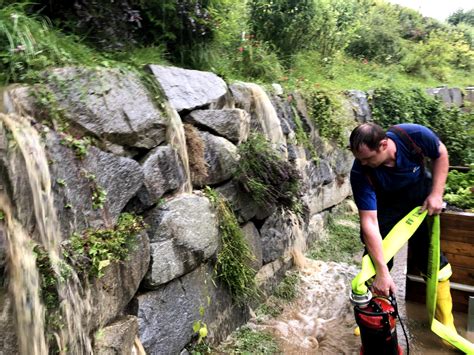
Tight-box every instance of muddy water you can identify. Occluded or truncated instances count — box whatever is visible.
[248,245,471,354]
[248,259,360,354]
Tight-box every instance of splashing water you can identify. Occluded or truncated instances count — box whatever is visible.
[0,113,92,354]
[164,102,192,193]
[249,259,360,354]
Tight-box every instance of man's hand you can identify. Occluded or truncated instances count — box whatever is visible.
[371,272,397,297]
[421,192,443,215]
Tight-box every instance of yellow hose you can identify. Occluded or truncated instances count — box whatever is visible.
[351,207,474,354]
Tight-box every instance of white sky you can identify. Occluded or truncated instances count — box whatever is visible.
[387,0,473,21]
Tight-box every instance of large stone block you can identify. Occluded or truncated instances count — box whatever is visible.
[148,65,228,112]
[44,67,167,149]
[134,263,249,354]
[143,194,219,288]
[93,315,138,355]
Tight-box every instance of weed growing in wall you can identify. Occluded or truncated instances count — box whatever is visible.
[69,213,145,278]
[204,187,259,304]
[221,326,280,354]
[273,271,300,301]
[235,133,301,213]
[302,87,348,147]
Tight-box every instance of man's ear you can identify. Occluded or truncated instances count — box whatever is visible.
[379,138,388,151]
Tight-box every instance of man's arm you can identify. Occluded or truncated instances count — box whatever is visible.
[422,142,449,215]
[359,210,397,297]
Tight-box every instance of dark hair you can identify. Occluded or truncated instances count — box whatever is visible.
[349,123,386,151]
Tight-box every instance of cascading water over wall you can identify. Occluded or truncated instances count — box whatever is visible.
[0,113,92,354]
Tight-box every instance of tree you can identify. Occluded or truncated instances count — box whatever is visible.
[447,9,474,26]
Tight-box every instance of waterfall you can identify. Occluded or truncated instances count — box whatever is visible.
[0,113,92,354]
[288,211,308,269]
[0,194,48,354]
[238,82,287,157]
[164,102,192,194]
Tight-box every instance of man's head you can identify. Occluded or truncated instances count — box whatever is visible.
[349,123,389,167]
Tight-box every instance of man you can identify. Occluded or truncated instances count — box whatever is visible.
[349,122,456,335]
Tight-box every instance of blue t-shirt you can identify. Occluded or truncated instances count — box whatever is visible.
[350,124,441,211]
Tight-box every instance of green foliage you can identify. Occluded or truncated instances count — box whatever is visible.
[235,133,301,211]
[248,0,317,62]
[60,134,91,159]
[308,212,362,264]
[0,211,4,220]
[0,4,101,83]
[69,213,145,278]
[31,85,68,131]
[345,2,403,64]
[401,29,474,80]
[130,0,217,65]
[448,9,474,27]
[369,87,474,166]
[444,166,474,211]
[204,187,259,303]
[232,37,284,81]
[302,87,351,147]
[273,271,299,301]
[226,326,280,354]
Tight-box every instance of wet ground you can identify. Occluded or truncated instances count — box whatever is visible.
[232,243,472,354]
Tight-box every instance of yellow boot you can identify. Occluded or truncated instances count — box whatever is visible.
[354,326,360,336]
[435,279,457,333]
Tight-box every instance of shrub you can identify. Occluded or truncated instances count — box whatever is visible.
[248,0,317,62]
[345,2,403,64]
[444,166,474,211]
[369,87,473,166]
[302,87,352,147]
[0,4,100,83]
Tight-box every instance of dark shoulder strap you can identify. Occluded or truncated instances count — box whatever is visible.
[388,125,425,169]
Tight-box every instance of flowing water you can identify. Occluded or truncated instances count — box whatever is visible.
[245,243,471,354]
[164,102,192,193]
[0,113,92,354]
[238,83,287,158]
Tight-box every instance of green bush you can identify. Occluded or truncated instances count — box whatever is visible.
[444,167,474,211]
[345,2,403,64]
[302,87,352,147]
[370,87,474,166]
[248,0,317,62]
[0,4,100,83]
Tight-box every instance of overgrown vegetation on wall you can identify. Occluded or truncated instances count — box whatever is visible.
[204,187,259,303]
[33,213,145,343]
[235,133,302,213]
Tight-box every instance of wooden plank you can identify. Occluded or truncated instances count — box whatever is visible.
[440,228,472,243]
[405,279,469,313]
[443,252,474,269]
[441,212,474,231]
[441,240,474,257]
[449,267,474,285]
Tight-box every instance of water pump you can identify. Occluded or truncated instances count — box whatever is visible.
[350,290,402,355]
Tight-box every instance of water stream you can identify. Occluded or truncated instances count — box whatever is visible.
[245,243,471,354]
[0,112,92,354]
[164,102,192,194]
[238,83,287,158]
